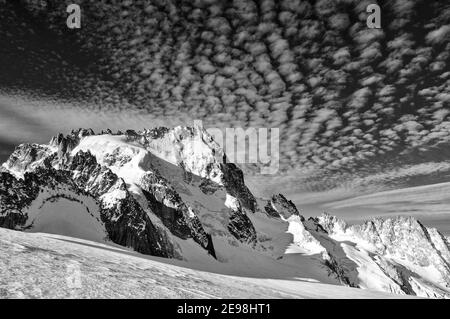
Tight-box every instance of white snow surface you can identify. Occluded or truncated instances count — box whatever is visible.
[0,228,406,299]
[21,187,108,244]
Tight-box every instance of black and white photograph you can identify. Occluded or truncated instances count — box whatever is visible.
[1,0,450,305]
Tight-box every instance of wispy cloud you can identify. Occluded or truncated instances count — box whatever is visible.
[0,94,189,145]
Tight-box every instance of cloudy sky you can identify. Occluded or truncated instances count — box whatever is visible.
[1,0,449,204]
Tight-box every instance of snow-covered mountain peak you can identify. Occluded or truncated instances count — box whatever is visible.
[1,127,258,260]
[2,128,450,298]
[48,126,227,185]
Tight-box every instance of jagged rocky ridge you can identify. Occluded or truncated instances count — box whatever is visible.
[313,214,450,294]
[1,127,450,298]
[0,154,177,257]
[1,126,259,259]
[265,194,450,298]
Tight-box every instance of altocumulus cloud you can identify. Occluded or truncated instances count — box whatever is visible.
[0,0,449,194]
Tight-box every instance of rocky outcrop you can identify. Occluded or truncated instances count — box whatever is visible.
[264,194,302,220]
[227,206,257,246]
[0,171,34,228]
[306,213,450,298]
[100,182,176,258]
[221,163,257,213]
[2,144,55,176]
[140,171,216,258]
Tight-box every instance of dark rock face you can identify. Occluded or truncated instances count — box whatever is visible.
[265,194,303,220]
[0,172,35,208]
[322,255,356,288]
[68,151,121,197]
[213,164,258,246]
[182,161,258,246]
[143,127,170,139]
[221,163,256,212]
[227,207,257,246]
[198,178,221,195]
[125,129,139,142]
[49,133,80,164]
[311,214,345,234]
[305,217,327,233]
[101,186,175,258]
[211,162,259,245]
[0,172,32,228]
[142,189,190,238]
[263,202,280,218]
[140,171,216,258]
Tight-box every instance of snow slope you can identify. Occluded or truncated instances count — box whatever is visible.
[0,227,405,299]
[15,182,107,242]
